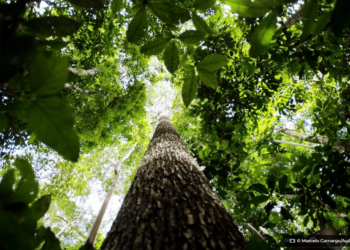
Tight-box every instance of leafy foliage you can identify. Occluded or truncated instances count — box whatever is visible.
[0,159,60,250]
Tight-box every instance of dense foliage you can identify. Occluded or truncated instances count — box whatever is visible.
[1,0,350,249]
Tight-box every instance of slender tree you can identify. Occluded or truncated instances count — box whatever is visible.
[87,142,138,246]
[102,115,245,250]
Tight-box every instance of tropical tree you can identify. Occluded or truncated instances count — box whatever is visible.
[102,115,245,249]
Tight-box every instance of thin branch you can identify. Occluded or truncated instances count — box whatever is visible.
[274,139,316,150]
[274,127,348,151]
[56,215,67,223]
[236,223,266,242]
[87,142,138,246]
[64,83,95,94]
[68,67,99,76]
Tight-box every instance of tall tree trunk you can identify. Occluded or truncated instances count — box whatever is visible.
[102,116,245,250]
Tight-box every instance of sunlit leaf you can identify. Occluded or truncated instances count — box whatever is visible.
[141,37,171,55]
[193,0,216,12]
[192,13,212,34]
[25,16,82,37]
[249,11,277,58]
[197,53,228,71]
[182,71,198,107]
[222,0,270,17]
[179,30,206,45]
[148,2,190,25]
[111,0,124,13]
[197,68,219,87]
[27,97,80,162]
[127,7,148,43]
[163,41,179,73]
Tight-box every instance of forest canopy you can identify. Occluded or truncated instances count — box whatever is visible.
[1,0,350,249]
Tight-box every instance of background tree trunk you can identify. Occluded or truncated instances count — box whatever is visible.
[102,116,245,250]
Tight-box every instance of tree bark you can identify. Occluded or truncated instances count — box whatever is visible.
[102,115,245,250]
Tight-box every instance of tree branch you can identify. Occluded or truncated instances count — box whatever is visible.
[68,67,99,76]
[274,127,348,151]
[64,83,95,94]
[236,223,266,242]
[274,139,316,150]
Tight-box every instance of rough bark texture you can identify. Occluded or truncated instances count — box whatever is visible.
[102,116,245,250]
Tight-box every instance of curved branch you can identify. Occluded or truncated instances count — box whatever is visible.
[274,139,316,150]
[236,223,266,242]
[64,83,95,94]
[68,67,99,76]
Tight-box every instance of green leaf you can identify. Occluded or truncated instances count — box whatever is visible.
[28,53,68,96]
[111,0,123,13]
[197,53,228,71]
[141,37,171,55]
[127,7,148,43]
[197,68,219,87]
[330,0,350,37]
[66,0,104,9]
[279,175,288,193]
[249,184,269,194]
[250,195,269,204]
[163,41,180,74]
[0,170,15,196]
[249,11,277,58]
[148,2,190,25]
[303,215,310,227]
[223,0,270,17]
[292,163,305,172]
[31,195,51,220]
[79,242,94,250]
[312,11,332,36]
[300,0,317,41]
[182,71,198,107]
[25,16,82,37]
[179,30,206,45]
[37,40,68,51]
[27,97,80,162]
[13,159,38,204]
[247,237,273,250]
[193,0,216,12]
[299,154,308,165]
[255,0,292,7]
[41,227,62,250]
[0,113,8,132]
[192,13,212,34]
